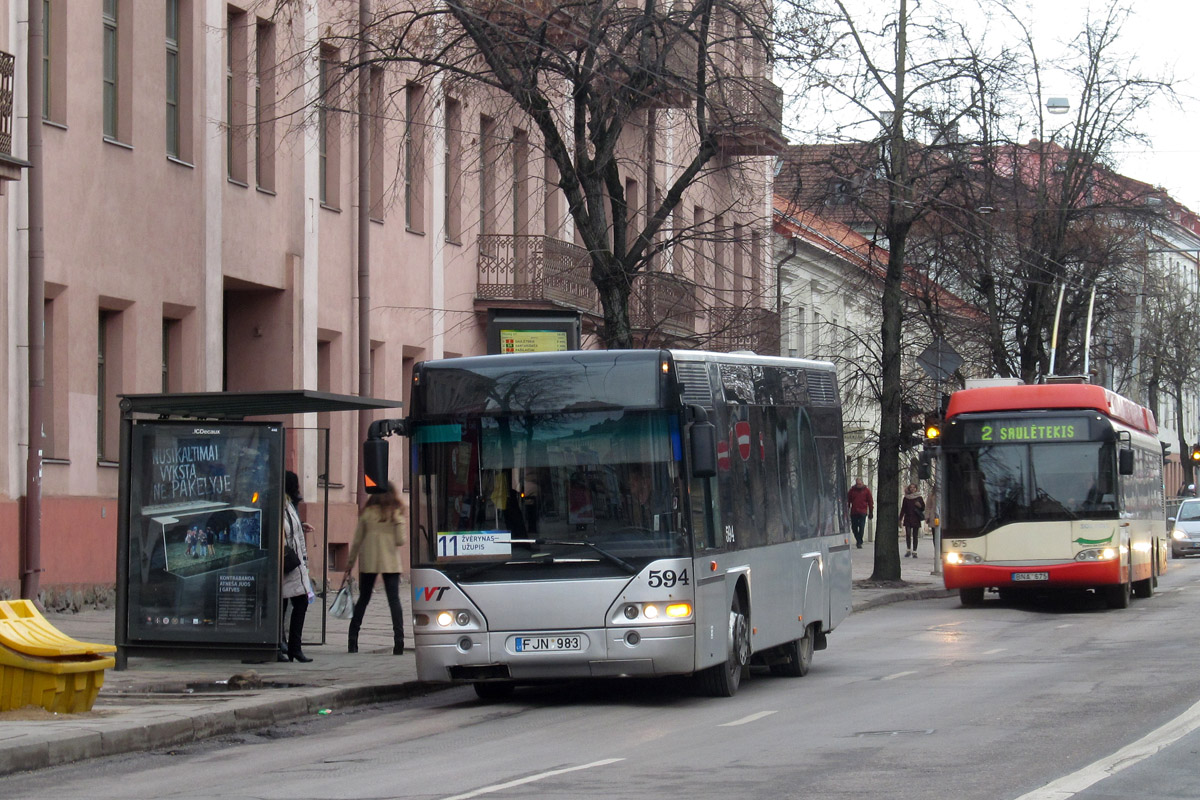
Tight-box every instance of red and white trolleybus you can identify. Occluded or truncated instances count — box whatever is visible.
[929,379,1166,608]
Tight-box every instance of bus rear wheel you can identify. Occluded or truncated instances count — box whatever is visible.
[1105,580,1132,609]
[769,624,815,677]
[959,587,985,606]
[698,594,750,697]
[1132,575,1154,599]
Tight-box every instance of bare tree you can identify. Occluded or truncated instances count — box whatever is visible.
[776,0,1003,580]
[270,0,784,349]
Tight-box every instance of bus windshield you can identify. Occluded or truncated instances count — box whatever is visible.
[413,409,687,579]
[943,441,1118,536]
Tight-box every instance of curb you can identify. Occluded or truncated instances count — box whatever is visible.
[0,680,432,777]
[852,587,957,613]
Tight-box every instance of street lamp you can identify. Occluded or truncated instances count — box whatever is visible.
[1046,97,1070,115]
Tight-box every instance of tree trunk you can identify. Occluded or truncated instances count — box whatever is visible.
[595,265,635,349]
[871,233,908,582]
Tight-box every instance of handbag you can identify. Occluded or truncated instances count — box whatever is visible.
[283,544,301,573]
[330,576,355,620]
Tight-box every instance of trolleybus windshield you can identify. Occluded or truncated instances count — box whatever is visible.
[414,408,688,581]
[943,439,1118,536]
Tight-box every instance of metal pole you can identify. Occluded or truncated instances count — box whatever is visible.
[22,0,46,602]
[1082,285,1096,378]
[356,0,372,508]
[1047,283,1065,378]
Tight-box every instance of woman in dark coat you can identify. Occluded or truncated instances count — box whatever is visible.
[901,483,926,558]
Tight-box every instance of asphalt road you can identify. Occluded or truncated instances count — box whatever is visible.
[10,559,1200,800]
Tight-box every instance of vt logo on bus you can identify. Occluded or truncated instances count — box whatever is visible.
[415,586,449,603]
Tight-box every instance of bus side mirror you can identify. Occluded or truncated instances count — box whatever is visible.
[1118,448,1134,476]
[917,452,931,481]
[364,437,390,493]
[690,421,717,479]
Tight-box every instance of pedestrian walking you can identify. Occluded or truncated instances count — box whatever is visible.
[847,478,874,548]
[345,482,407,655]
[901,483,926,558]
[280,470,315,663]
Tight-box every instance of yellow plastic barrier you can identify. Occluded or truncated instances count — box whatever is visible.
[0,599,116,713]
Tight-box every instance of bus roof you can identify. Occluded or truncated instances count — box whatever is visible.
[945,383,1157,435]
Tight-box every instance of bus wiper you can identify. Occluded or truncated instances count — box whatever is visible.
[533,539,638,573]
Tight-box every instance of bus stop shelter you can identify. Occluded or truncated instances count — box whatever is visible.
[114,390,402,668]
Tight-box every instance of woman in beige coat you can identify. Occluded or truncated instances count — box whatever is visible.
[345,482,407,654]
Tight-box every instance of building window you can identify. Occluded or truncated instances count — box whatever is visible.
[543,154,560,239]
[479,115,495,237]
[405,83,425,232]
[226,8,248,183]
[165,0,180,157]
[444,95,462,241]
[102,0,119,139]
[369,66,384,219]
[318,47,341,208]
[512,128,528,238]
[255,18,275,189]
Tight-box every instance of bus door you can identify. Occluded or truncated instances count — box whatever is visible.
[690,455,733,669]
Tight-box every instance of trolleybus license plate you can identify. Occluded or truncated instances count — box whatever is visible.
[513,635,583,652]
[1012,572,1049,581]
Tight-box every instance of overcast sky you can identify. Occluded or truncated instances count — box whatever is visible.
[1033,0,1200,210]
[782,1,1200,211]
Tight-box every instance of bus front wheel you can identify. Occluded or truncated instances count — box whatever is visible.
[698,594,750,697]
[959,587,985,606]
[1105,580,1132,609]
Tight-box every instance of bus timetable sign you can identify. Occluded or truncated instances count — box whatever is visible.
[963,417,1091,444]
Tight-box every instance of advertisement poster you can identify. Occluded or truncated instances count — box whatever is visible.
[125,421,283,645]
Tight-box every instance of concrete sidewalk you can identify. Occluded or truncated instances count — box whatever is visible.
[0,531,950,776]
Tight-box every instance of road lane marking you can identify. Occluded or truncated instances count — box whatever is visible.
[440,758,625,800]
[982,648,1005,655]
[720,710,778,727]
[1013,696,1200,800]
[1055,624,1072,629]
[882,670,917,681]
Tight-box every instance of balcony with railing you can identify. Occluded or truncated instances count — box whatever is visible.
[477,234,599,314]
[629,271,697,338]
[0,51,26,181]
[709,306,780,354]
[709,75,785,156]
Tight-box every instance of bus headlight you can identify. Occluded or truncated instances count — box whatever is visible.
[436,611,455,627]
[945,551,982,565]
[1075,547,1118,561]
[642,604,660,620]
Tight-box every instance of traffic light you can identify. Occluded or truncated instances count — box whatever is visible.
[1191,444,1200,463]
[1162,442,1172,464]
[923,410,942,442]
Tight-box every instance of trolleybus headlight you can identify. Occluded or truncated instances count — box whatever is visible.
[436,611,455,627]
[665,603,692,618]
[945,551,982,565]
[643,604,660,620]
[1075,547,1118,562]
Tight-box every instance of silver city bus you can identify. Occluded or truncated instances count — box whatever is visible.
[364,349,852,698]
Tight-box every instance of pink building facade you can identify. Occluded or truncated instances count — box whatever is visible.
[0,1,781,601]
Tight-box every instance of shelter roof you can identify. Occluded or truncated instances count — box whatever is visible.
[120,390,402,420]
